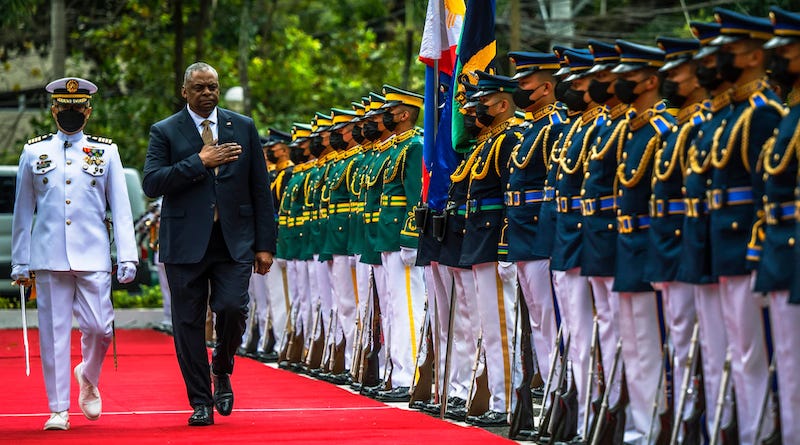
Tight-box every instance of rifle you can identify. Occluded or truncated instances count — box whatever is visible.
[709,351,733,445]
[535,324,564,434]
[754,310,782,445]
[409,300,433,405]
[549,358,579,442]
[350,303,368,382]
[538,334,571,442]
[304,300,324,370]
[359,270,382,389]
[584,318,606,445]
[582,317,600,440]
[590,339,624,445]
[321,308,337,373]
[670,322,701,445]
[509,288,535,438]
[647,333,673,445]
[465,332,489,417]
[277,302,294,364]
[439,274,458,419]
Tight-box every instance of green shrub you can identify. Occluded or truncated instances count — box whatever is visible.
[0,284,163,309]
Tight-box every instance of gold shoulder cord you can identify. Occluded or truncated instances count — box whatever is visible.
[559,120,594,176]
[617,133,660,188]
[385,146,408,183]
[554,116,583,173]
[451,145,482,183]
[471,134,504,180]
[591,119,628,161]
[711,108,751,170]
[511,126,549,169]
[654,123,692,181]
[764,123,800,175]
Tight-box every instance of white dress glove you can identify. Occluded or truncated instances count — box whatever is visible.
[275,258,287,269]
[117,261,138,284]
[11,264,30,282]
[497,261,516,283]
[400,247,418,267]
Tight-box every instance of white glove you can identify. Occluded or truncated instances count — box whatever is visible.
[117,261,138,284]
[400,247,418,266]
[650,282,664,291]
[497,261,516,283]
[11,264,30,282]
[275,258,287,269]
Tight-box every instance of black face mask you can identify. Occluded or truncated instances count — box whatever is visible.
[309,136,325,158]
[614,78,643,104]
[290,147,308,164]
[696,64,723,91]
[716,51,743,84]
[266,149,279,164]
[512,83,545,109]
[363,120,383,142]
[330,132,348,151]
[352,125,366,144]
[768,55,800,89]
[463,114,481,137]
[554,79,571,103]
[588,79,614,104]
[562,88,588,112]
[382,112,398,132]
[475,103,496,127]
[661,79,688,108]
[56,109,86,133]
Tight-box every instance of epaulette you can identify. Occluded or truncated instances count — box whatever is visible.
[650,115,672,136]
[27,133,54,145]
[749,91,768,109]
[549,111,565,126]
[86,134,113,145]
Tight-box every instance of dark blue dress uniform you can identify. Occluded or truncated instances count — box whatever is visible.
[459,72,523,267]
[675,22,730,285]
[551,49,600,273]
[611,41,675,293]
[643,37,703,284]
[581,39,629,277]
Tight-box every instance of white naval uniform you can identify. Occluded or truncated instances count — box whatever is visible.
[12,130,137,413]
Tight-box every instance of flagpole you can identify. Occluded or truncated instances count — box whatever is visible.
[433,59,439,142]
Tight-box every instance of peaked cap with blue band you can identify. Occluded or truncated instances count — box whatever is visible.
[711,7,773,45]
[657,37,700,72]
[471,70,518,98]
[611,40,665,74]
[508,51,561,80]
[765,7,800,49]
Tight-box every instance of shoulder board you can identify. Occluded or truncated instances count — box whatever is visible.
[691,112,706,127]
[594,114,607,128]
[650,115,672,136]
[549,112,565,126]
[86,135,113,145]
[749,91,768,109]
[27,133,54,145]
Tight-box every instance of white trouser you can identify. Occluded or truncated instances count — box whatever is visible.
[264,259,290,351]
[448,266,479,401]
[692,283,733,438]
[242,271,269,351]
[155,251,171,325]
[372,263,390,379]
[331,254,358,368]
[617,291,662,445]
[552,268,593,437]
[659,281,696,421]
[423,265,444,394]
[36,270,114,413]
[472,262,516,413]
[770,290,800,441]
[288,259,311,337]
[517,260,557,381]
[719,275,772,444]
[588,276,622,407]
[380,251,425,388]
[353,258,384,372]
[312,256,334,343]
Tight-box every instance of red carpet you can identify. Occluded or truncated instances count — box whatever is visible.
[0,328,514,444]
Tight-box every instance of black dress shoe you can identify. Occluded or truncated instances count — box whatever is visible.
[445,405,467,421]
[212,373,234,416]
[447,396,466,408]
[511,429,538,440]
[532,385,544,402]
[375,386,411,402]
[256,351,279,363]
[465,410,507,426]
[360,381,385,397]
[422,401,441,415]
[188,405,214,426]
[327,371,351,385]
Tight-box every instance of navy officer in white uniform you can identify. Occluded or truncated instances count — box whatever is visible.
[11,77,138,431]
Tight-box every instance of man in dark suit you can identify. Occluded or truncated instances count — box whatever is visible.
[143,62,276,426]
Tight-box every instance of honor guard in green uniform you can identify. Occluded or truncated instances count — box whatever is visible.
[279,124,314,367]
[761,7,800,439]
[580,39,630,416]
[505,51,566,404]
[368,85,425,403]
[459,71,523,426]
[648,36,704,425]
[707,9,784,442]
[550,48,602,440]
[676,22,734,436]
[321,107,362,382]
[610,39,674,443]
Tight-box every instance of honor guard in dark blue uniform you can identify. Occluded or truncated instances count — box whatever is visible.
[610,40,674,443]
[459,71,523,426]
[549,47,601,440]
[580,39,630,414]
[762,7,800,439]
[647,36,705,425]
[707,9,784,442]
[675,22,735,436]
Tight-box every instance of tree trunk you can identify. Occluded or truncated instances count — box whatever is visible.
[238,0,251,116]
[196,0,211,61]
[172,0,185,112]
[51,0,66,78]
[401,0,414,90]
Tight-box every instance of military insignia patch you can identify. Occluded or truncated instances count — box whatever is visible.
[66,79,79,93]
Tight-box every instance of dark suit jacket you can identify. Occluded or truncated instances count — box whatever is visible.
[142,106,276,264]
